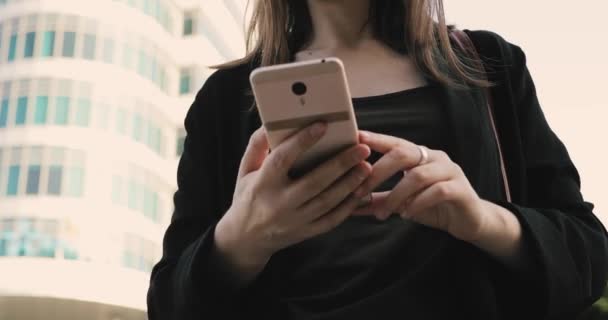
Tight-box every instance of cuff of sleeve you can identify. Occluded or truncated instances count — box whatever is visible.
[190,222,246,301]
[486,199,552,318]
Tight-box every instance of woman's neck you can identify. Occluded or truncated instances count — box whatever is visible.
[304,0,373,51]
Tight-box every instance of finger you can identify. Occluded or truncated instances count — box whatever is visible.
[238,126,270,179]
[379,160,458,220]
[298,162,371,222]
[354,145,442,199]
[358,130,414,154]
[350,191,389,217]
[400,180,458,220]
[287,144,370,206]
[303,192,363,238]
[260,121,327,181]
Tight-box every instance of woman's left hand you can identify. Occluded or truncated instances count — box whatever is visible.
[351,130,488,243]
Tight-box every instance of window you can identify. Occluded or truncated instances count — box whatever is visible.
[151,192,159,222]
[26,165,41,195]
[83,34,96,60]
[133,113,143,142]
[116,108,127,134]
[55,96,70,125]
[179,69,191,94]
[0,99,8,128]
[147,124,162,154]
[8,34,17,61]
[149,56,158,84]
[7,165,20,196]
[75,98,90,126]
[47,165,62,195]
[41,31,55,57]
[24,32,35,58]
[34,96,48,125]
[183,17,194,36]
[15,97,27,125]
[122,44,133,69]
[143,0,152,14]
[137,50,147,77]
[127,179,137,210]
[0,217,70,259]
[66,166,84,197]
[159,68,167,92]
[176,135,185,156]
[62,31,76,57]
[102,38,114,63]
[143,187,152,218]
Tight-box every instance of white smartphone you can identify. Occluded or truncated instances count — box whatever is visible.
[249,57,359,178]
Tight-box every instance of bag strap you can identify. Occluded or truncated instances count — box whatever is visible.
[449,29,512,203]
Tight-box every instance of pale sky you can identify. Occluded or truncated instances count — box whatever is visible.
[444,1,608,225]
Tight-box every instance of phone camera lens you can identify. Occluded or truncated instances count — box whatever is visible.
[292,82,307,96]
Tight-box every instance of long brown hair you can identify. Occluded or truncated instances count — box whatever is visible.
[216,0,491,111]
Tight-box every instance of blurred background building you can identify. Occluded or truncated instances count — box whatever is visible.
[0,0,246,319]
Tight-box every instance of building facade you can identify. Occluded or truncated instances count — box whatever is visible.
[0,0,246,318]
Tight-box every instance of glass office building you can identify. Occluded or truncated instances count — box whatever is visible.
[0,0,246,318]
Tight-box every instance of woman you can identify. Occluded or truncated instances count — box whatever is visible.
[147,1,608,319]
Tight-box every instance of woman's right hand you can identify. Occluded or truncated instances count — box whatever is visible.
[214,122,371,283]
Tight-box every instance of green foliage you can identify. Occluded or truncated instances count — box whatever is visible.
[578,286,608,320]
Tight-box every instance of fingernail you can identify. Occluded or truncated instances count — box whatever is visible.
[310,122,327,136]
[357,193,372,207]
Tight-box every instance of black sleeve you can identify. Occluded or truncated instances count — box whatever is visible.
[486,37,608,319]
[146,71,250,319]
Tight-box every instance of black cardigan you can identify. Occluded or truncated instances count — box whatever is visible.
[147,29,608,319]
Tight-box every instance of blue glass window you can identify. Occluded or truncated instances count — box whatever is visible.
[55,96,70,125]
[7,165,20,196]
[83,34,96,60]
[128,180,137,210]
[183,17,194,36]
[75,98,90,126]
[179,72,191,94]
[133,114,143,142]
[116,108,127,134]
[26,165,41,195]
[8,34,17,61]
[0,99,8,128]
[41,31,55,57]
[122,44,133,69]
[62,31,76,57]
[143,187,152,218]
[67,166,84,197]
[151,192,159,222]
[47,165,63,195]
[34,96,48,124]
[123,251,135,268]
[15,97,27,125]
[138,50,147,77]
[102,38,114,63]
[176,135,185,156]
[24,32,35,58]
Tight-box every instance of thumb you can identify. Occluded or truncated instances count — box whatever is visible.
[237,126,270,179]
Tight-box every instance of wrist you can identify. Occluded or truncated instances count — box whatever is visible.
[468,199,525,269]
[215,212,271,273]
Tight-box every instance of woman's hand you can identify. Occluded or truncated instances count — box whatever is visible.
[351,130,488,243]
[214,122,372,281]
